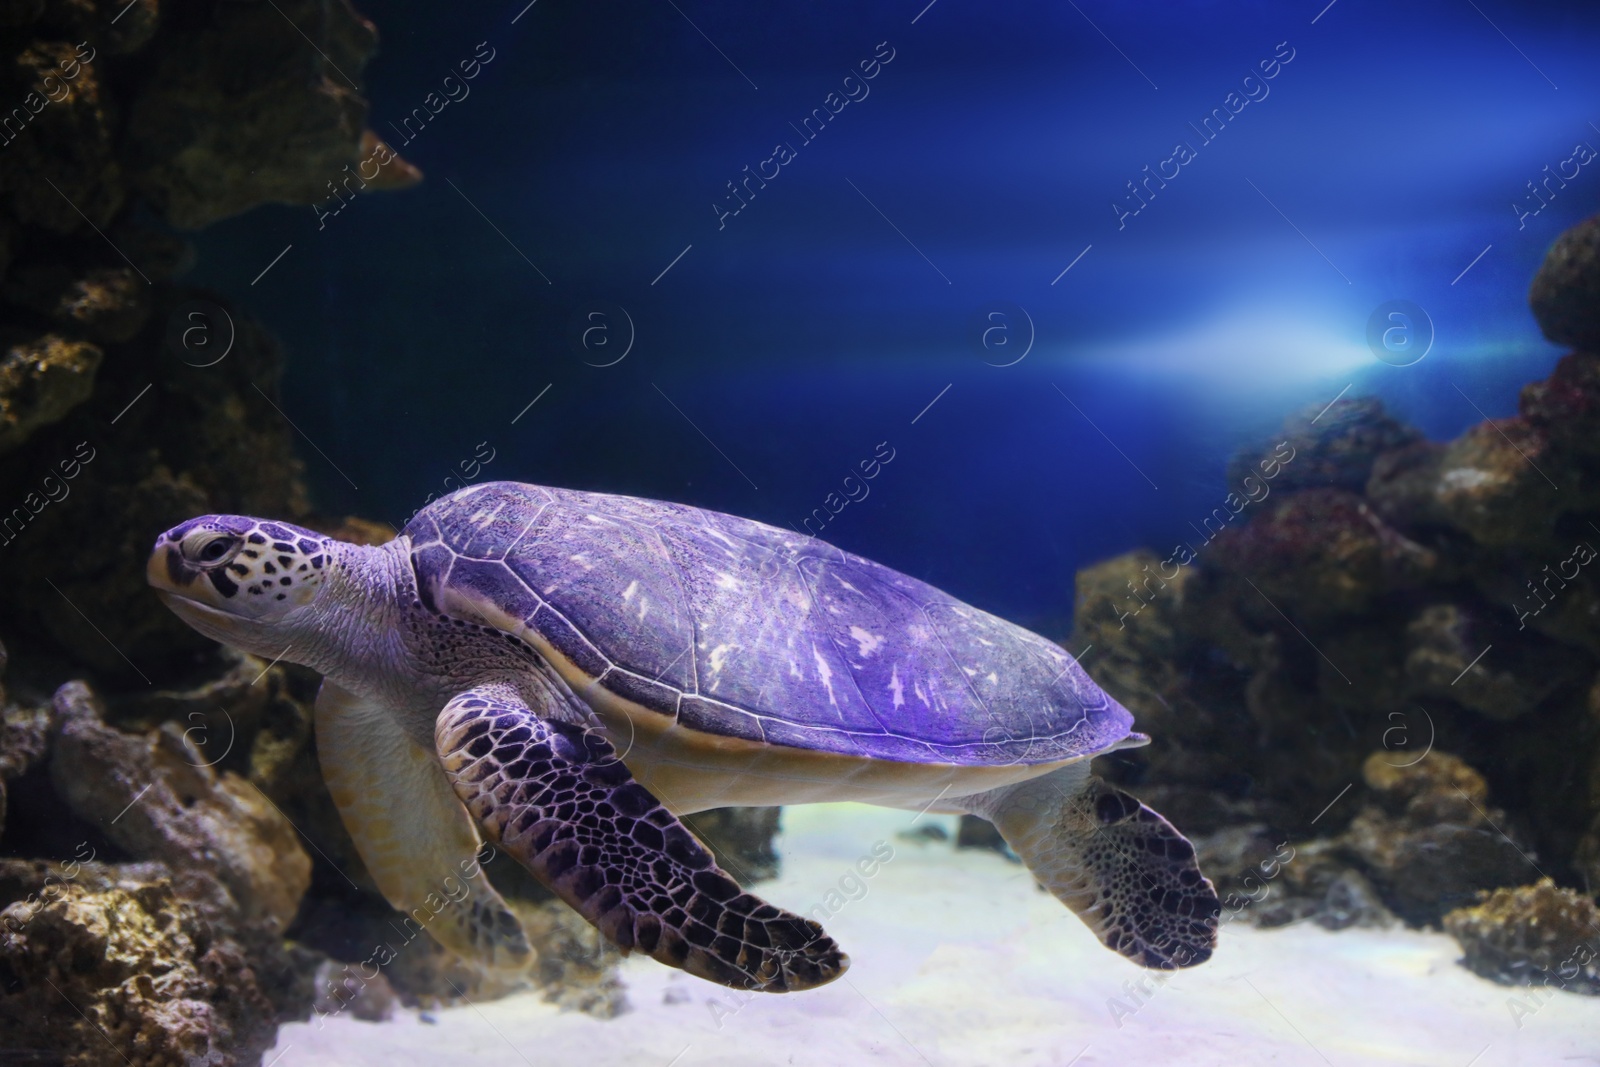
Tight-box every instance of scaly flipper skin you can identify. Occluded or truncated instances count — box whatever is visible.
[314,682,533,971]
[435,682,849,993]
[972,764,1219,969]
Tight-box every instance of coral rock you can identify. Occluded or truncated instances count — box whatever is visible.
[0,332,101,454]
[0,40,122,234]
[126,0,381,229]
[1367,419,1571,548]
[1227,395,1421,495]
[1445,879,1600,994]
[1530,213,1600,351]
[1209,488,1438,617]
[313,957,397,1022]
[1522,351,1600,463]
[1343,751,1532,925]
[49,681,311,932]
[4,264,150,343]
[0,879,283,1066]
[1402,603,1579,720]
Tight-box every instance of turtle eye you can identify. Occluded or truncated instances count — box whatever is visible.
[184,532,238,566]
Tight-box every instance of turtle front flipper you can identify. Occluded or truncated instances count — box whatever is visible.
[315,682,533,971]
[435,682,849,993]
[963,762,1220,969]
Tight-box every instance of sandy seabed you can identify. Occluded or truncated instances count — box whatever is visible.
[269,803,1600,1067]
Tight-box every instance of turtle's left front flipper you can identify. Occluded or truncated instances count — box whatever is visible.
[436,682,848,993]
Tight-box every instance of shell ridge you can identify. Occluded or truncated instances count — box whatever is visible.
[792,554,897,740]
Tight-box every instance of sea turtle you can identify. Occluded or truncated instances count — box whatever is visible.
[148,481,1218,992]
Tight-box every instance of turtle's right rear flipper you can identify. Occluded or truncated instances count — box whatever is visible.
[962,763,1219,969]
[436,682,849,993]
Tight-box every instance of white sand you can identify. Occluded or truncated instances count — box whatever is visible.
[270,803,1600,1067]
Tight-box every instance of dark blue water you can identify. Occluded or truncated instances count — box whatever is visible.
[190,0,1600,633]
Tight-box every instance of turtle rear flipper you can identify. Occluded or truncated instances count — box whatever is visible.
[962,763,1220,969]
[315,682,534,971]
[435,680,849,993]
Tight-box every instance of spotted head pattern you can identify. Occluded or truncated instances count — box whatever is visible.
[149,515,334,621]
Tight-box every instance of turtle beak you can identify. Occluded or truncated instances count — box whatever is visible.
[149,541,248,645]
[146,535,189,596]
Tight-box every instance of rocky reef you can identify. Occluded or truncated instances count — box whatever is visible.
[0,2,659,1062]
[1445,879,1600,995]
[1066,210,1600,992]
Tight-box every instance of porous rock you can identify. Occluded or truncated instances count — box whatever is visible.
[1226,396,1421,495]
[49,680,311,932]
[1403,603,1580,720]
[1366,418,1574,549]
[1445,879,1600,994]
[0,39,121,234]
[0,879,284,1066]
[1343,751,1532,925]
[1530,213,1600,351]
[1208,488,1438,618]
[1522,351,1600,463]
[4,263,150,343]
[126,0,384,229]
[0,332,101,454]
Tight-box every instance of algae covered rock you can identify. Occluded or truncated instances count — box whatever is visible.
[1209,488,1437,617]
[0,39,121,235]
[1366,418,1572,548]
[0,332,101,454]
[1402,603,1580,720]
[1341,752,1531,926]
[1445,879,1600,994]
[1530,212,1600,350]
[1522,352,1600,463]
[1226,396,1420,494]
[126,0,385,229]
[49,680,311,931]
[0,879,285,1066]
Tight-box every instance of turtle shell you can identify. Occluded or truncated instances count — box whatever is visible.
[404,481,1133,766]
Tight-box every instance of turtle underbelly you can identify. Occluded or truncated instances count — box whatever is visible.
[593,696,1081,814]
[526,625,1077,814]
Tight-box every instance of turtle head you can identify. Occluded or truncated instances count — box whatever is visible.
[148,515,336,654]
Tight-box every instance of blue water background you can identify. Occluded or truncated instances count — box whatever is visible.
[190,0,1600,635]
